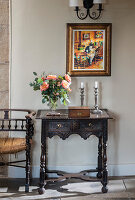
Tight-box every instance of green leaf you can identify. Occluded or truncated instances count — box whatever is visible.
[38,78,43,83]
[33,85,40,90]
[33,72,37,76]
[63,99,67,106]
[58,75,63,79]
[42,98,46,104]
[29,82,33,87]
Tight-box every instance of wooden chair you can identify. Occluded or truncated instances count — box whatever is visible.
[0,109,35,192]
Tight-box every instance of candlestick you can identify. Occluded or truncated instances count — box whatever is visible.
[80,86,84,106]
[92,84,102,114]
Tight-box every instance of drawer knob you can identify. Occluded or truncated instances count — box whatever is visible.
[57,124,62,128]
[88,123,92,127]
[77,112,82,116]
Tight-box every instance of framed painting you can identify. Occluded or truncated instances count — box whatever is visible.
[66,23,112,76]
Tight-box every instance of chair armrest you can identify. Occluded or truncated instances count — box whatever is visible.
[25,112,36,119]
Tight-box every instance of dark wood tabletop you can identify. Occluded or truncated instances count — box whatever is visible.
[36,109,113,120]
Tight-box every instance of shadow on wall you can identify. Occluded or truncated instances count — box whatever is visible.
[108,111,120,176]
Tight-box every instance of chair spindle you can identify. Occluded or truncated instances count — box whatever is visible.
[21,120,24,130]
[4,111,9,119]
[8,120,11,129]
[15,120,18,129]
[1,120,4,129]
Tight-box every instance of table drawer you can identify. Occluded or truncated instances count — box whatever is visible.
[48,121,71,132]
[80,120,102,132]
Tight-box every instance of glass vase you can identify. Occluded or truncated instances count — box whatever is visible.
[47,100,60,116]
[49,102,57,115]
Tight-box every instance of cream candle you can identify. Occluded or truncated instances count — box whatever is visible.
[81,82,84,88]
[95,81,99,88]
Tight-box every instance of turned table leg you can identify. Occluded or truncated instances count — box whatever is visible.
[101,121,108,193]
[25,118,31,193]
[38,143,46,194]
[97,136,102,179]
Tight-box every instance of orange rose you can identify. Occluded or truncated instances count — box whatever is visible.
[40,82,49,91]
[61,80,69,89]
[46,75,57,80]
[65,74,71,83]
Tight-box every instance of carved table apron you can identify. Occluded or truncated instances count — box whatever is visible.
[36,109,112,195]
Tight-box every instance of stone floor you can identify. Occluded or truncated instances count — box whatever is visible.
[0,177,135,199]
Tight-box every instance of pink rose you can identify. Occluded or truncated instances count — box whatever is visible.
[61,80,69,89]
[65,74,71,83]
[40,82,49,91]
[46,75,57,80]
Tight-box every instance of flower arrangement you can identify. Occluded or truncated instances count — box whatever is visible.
[30,72,71,110]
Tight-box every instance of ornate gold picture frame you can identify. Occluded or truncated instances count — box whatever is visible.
[66,23,112,76]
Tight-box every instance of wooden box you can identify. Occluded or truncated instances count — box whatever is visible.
[68,106,90,118]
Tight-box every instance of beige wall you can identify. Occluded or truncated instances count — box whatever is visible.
[10,0,135,177]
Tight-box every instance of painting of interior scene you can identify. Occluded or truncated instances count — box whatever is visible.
[73,30,105,70]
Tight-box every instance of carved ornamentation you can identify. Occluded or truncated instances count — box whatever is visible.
[47,131,102,140]
[71,120,80,131]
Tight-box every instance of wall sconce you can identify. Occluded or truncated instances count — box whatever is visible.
[69,0,106,20]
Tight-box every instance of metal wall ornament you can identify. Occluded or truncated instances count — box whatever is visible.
[69,0,107,20]
[66,23,112,76]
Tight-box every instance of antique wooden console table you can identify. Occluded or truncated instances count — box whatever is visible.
[36,109,112,194]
